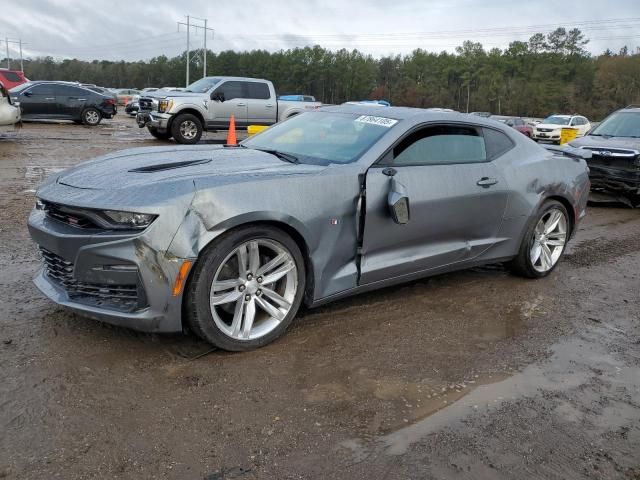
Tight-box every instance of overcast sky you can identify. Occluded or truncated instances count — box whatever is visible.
[2,0,640,62]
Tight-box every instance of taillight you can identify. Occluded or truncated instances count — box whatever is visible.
[105,98,116,105]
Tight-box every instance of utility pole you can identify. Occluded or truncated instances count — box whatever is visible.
[2,38,27,71]
[177,16,214,86]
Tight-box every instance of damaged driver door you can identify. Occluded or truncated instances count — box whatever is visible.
[359,123,510,285]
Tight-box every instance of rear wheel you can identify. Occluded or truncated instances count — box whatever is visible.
[82,108,102,126]
[147,126,172,140]
[171,113,202,144]
[509,200,570,278]
[185,225,305,351]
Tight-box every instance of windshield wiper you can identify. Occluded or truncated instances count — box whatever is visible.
[254,148,299,164]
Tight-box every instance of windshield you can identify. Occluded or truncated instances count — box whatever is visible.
[242,111,398,165]
[590,111,640,138]
[185,77,221,93]
[543,115,571,125]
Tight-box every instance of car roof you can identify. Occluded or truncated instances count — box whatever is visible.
[319,104,504,126]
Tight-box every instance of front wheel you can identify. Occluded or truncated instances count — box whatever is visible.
[82,107,102,126]
[509,200,570,278]
[171,113,202,144]
[185,225,305,351]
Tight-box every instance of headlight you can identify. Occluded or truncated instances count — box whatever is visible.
[101,210,157,229]
[158,99,173,113]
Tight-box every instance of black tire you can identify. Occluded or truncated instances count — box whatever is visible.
[185,225,306,351]
[170,113,202,144]
[147,126,172,140]
[508,200,570,278]
[82,107,102,126]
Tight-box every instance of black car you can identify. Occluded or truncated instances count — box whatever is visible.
[570,106,640,206]
[9,81,117,126]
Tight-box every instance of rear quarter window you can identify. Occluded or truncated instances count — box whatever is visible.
[483,128,515,160]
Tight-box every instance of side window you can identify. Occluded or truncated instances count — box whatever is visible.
[214,81,244,101]
[53,85,85,96]
[393,125,486,166]
[483,128,515,159]
[245,82,270,100]
[515,118,524,126]
[29,84,55,95]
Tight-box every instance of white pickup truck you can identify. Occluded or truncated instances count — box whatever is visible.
[136,76,321,144]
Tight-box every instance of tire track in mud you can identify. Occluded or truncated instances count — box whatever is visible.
[565,234,640,267]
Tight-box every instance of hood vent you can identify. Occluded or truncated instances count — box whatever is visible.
[129,158,212,173]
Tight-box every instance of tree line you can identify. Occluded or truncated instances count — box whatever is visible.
[12,28,640,120]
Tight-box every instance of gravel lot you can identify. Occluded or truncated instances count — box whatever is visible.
[1,116,639,480]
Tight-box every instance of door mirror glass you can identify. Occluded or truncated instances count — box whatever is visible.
[23,91,32,97]
[211,91,225,102]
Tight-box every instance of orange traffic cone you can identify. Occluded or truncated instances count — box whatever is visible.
[226,115,237,145]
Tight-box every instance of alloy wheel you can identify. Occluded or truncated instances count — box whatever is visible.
[85,110,100,125]
[209,239,298,341]
[180,120,198,140]
[530,207,567,273]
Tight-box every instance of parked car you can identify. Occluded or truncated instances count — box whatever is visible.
[0,82,21,127]
[0,69,28,90]
[533,114,591,143]
[114,88,141,105]
[28,106,590,350]
[125,99,139,116]
[278,95,317,102]
[136,76,321,143]
[569,106,640,206]
[492,116,533,137]
[10,81,117,125]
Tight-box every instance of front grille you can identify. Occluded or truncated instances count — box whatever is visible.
[40,248,142,311]
[138,97,154,111]
[42,201,100,229]
[582,147,640,170]
[538,128,554,133]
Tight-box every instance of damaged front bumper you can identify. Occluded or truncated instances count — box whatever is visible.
[28,208,192,333]
[136,111,171,131]
[587,164,640,206]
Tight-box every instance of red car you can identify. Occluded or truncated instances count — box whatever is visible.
[0,69,28,90]
[492,115,533,137]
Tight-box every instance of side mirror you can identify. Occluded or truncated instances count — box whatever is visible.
[384,169,410,225]
[211,92,225,102]
[23,91,32,97]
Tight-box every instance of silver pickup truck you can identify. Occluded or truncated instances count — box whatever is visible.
[136,76,321,144]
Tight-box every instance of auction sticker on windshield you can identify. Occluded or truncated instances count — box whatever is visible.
[355,115,398,128]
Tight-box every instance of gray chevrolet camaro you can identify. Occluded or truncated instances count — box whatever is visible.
[28,106,590,351]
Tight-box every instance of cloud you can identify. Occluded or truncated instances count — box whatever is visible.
[2,0,640,61]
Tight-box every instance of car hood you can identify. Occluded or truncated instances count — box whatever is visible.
[143,91,205,99]
[569,135,640,151]
[55,145,325,190]
[535,123,566,130]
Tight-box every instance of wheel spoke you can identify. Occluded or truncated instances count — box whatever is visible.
[237,245,249,278]
[541,244,553,270]
[230,298,244,337]
[255,296,286,322]
[531,242,542,264]
[248,241,260,274]
[242,299,256,339]
[535,221,545,236]
[261,287,291,309]
[546,239,565,247]
[544,211,562,234]
[210,289,242,306]
[262,260,295,285]
[211,278,242,292]
[256,253,287,277]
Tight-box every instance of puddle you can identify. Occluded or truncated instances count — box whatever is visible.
[376,332,632,455]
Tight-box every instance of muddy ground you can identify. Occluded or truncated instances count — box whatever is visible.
[0,116,639,480]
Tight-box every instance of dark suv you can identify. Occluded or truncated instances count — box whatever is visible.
[9,81,117,126]
[570,106,640,206]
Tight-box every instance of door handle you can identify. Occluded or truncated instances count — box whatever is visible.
[477,177,498,187]
[45,97,55,100]
[236,102,247,106]
[265,104,274,108]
